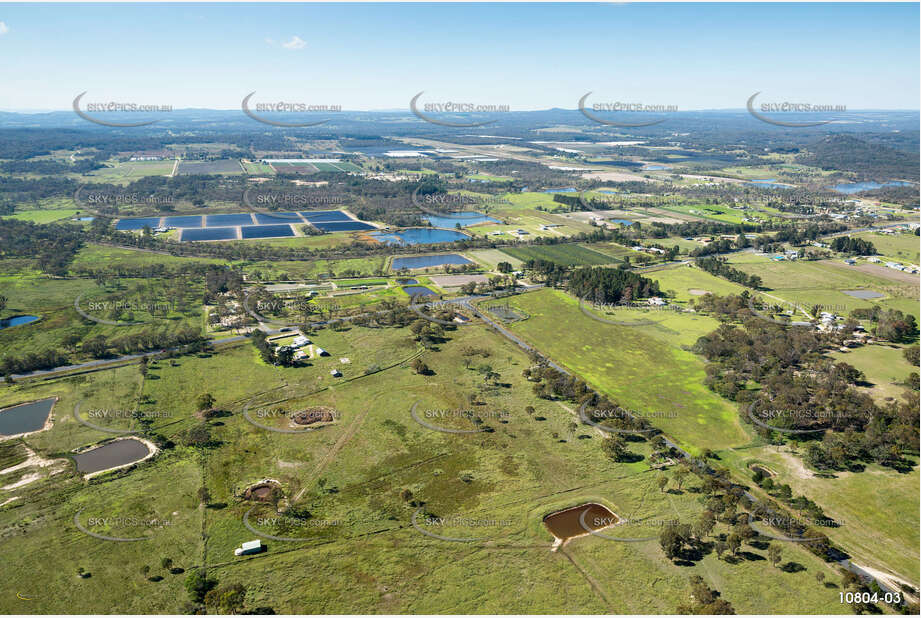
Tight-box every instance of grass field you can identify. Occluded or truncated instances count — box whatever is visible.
[0,303,851,613]
[241,161,276,175]
[84,160,176,184]
[4,209,81,223]
[465,249,523,269]
[503,288,750,452]
[0,270,204,368]
[71,244,224,272]
[644,263,749,302]
[719,446,919,586]
[829,343,916,403]
[238,256,388,280]
[500,244,617,266]
[853,231,920,264]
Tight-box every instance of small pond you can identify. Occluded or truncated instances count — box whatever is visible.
[72,438,151,474]
[543,503,617,541]
[843,289,884,299]
[0,398,55,437]
[375,229,469,246]
[0,315,39,330]
[831,181,912,194]
[391,254,473,270]
[749,178,793,189]
[403,286,437,297]
[423,212,499,228]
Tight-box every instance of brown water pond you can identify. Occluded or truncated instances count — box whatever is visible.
[243,480,282,501]
[543,503,619,541]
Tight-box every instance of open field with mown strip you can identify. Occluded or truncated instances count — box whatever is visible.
[728,253,920,319]
[719,446,920,586]
[644,263,749,302]
[503,288,750,452]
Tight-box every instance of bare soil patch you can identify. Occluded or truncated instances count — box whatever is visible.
[291,406,338,426]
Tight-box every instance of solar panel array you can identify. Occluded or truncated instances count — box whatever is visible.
[114,210,374,241]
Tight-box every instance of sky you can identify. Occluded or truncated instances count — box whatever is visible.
[0,2,918,111]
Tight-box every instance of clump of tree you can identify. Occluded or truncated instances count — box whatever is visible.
[250,331,297,367]
[850,306,917,343]
[830,236,876,255]
[184,569,217,603]
[567,266,661,304]
[411,358,431,375]
[692,298,918,471]
[676,575,735,614]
